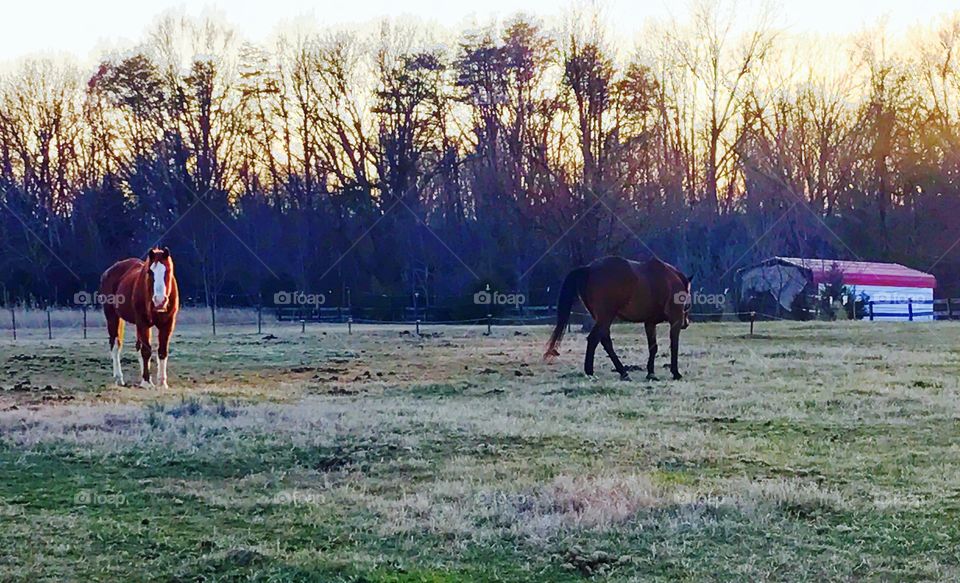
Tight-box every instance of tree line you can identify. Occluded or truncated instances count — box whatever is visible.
[2,3,960,314]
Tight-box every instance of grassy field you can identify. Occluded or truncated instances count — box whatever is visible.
[2,320,960,581]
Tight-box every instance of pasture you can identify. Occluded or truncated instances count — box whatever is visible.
[1,320,960,581]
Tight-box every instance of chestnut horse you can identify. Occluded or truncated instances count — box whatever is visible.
[99,248,179,388]
[544,256,692,381]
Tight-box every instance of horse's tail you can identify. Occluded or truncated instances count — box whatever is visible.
[544,267,589,361]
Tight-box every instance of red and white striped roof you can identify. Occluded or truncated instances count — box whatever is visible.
[775,257,936,288]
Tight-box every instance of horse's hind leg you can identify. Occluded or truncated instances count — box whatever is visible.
[106,309,124,385]
[644,322,659,381]
[584,327,601,376]
[584,314,617,378]
[600,332,630,381]
[669,323,683,381]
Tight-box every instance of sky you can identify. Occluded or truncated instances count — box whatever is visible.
[1,0,957,64]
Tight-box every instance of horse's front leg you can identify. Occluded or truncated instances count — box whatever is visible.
[156,324,172,389]
[669,323,682,380]
[137,324,154,388]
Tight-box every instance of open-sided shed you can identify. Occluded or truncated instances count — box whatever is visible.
[739,257,937,321]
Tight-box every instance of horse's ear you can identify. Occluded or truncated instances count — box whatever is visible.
[148,249,158,261]
[162,247,171,259]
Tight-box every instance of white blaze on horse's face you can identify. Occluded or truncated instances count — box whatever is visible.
[150,261,168,309]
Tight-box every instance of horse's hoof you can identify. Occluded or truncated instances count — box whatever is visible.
[645,374,659,381]
[619,373,632,382]
[671,372,683,381]
[139,380,155,389]
[113,377,124,386]
[158,382,169,390]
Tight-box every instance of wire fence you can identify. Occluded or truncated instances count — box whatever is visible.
[4,300,942,344]
[0,305,582,341]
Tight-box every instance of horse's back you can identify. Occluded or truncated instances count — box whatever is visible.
[583,256,637,292]
[100,259,146,323]
[588,256,682,285]
[631,258,685,284]
[99,258,143,295]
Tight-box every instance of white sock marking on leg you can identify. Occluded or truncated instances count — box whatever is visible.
[158,357,168,387]
[111,343,123,384]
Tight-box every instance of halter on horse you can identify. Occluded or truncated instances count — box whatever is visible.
[99,248,180,388]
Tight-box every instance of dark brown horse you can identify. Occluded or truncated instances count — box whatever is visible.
[544,256,692,381]
[99,248,180,388]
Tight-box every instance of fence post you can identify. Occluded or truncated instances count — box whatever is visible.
[348,317,352,335]
[10,307,16,341]
[300,319,306,334]
[487,313,492,335]
[415,319,420,336]
[947,298,953,320]
[257,302,262,335]
[82,305,87,339]
[47,307,52,340]
[869,301,874,321]
[211,299,217,336]
[749,311,755,337]
[908,298,914,322]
